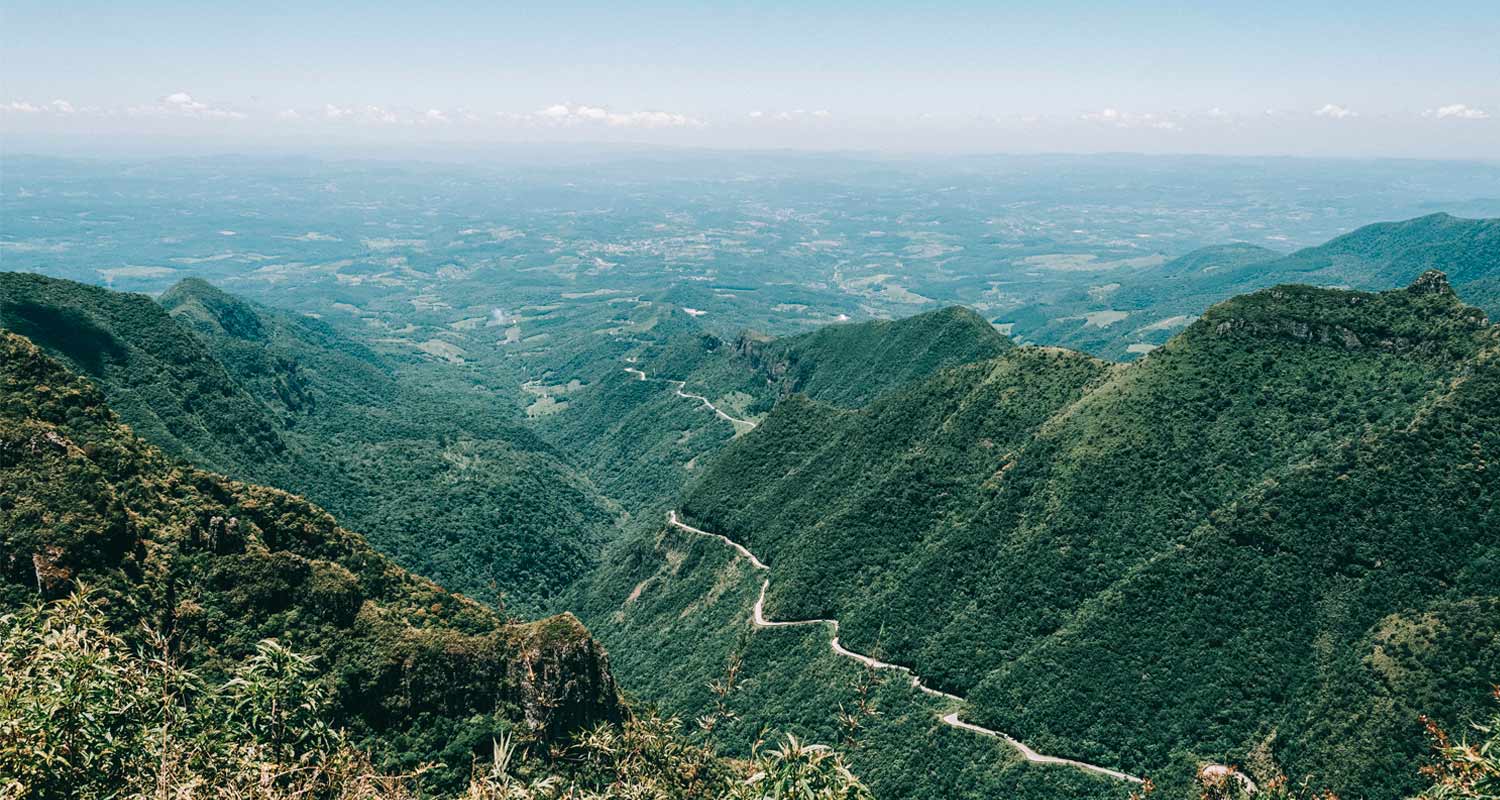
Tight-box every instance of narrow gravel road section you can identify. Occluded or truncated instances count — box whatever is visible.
[666,510,1144,785]
[624,367,758,433]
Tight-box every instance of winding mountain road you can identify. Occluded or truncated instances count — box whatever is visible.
[624,367,758,433]
[666,510,1144,785]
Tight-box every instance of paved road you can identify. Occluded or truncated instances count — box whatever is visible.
[666,510,1144,785]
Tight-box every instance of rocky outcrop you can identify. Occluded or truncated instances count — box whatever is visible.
[732,331,794,390]
[1407,268,1455,296]
[1210,316,1391,351]
[1198,272,1489,354]
[508,613,625,736]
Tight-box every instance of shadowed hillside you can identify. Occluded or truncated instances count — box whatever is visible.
[1,273,620,613]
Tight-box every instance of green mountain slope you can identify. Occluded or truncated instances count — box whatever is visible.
[1,273,619,613]
[0,330,623,790]
[569,518,1130,800]
[1247,212,1500,295]
[158,277,623,612]
[0,272,293,481]
[160,277,397,428]
[544,305,1015,517]
[967,332,1500,792]
[737,305,1015,408]
[1012,213,1500,359]
[590,272,1497,798]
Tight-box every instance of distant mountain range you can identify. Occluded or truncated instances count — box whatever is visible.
[1009,213,1500,359]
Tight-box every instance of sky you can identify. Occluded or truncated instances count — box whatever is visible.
[2,0,1498,157]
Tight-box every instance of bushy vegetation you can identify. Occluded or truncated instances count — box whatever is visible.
[1,592,398,800]
[1413,689,1500,799]
[0,591,873,800]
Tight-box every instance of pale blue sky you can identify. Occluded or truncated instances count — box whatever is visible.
[3,0,1497,155]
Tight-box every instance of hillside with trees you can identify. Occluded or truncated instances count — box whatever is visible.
[544,304,1015,515]
[0,329,879,799]
[580,273,1499,798]
[0,273,620,613]
[1013,214,1500,359]
[0,329,622,790]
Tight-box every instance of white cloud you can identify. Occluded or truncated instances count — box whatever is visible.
[1080,108,1181,130]
[519,103,704,128]
[1314,103,1357,119]
[365,106,400,124]
[134,91,247,120]
[2,100,77,115]
[749,108,833,124]
[323,104,400,124]
[276,109,301,121]
[423,108,450,124]
[1426,103,1490,120]
[606,109,702,128]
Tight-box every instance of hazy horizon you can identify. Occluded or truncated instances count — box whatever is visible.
[4,0,1496,159]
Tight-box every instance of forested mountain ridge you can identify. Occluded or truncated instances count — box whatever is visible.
[0,330,624,789]
[0,273,621,613]
[1014,213,1500,358]
[0,271,294,482]
[1260,213,1500,297]
[159,277,397,427]
[156,276,623,612]
[730,305,1014,408]
[639,272,1499,797]
[545,304,1016,514]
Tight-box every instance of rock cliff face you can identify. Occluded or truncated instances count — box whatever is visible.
[509,612,624,735]
[0,330,624,761]
[1407,268,1455,296]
